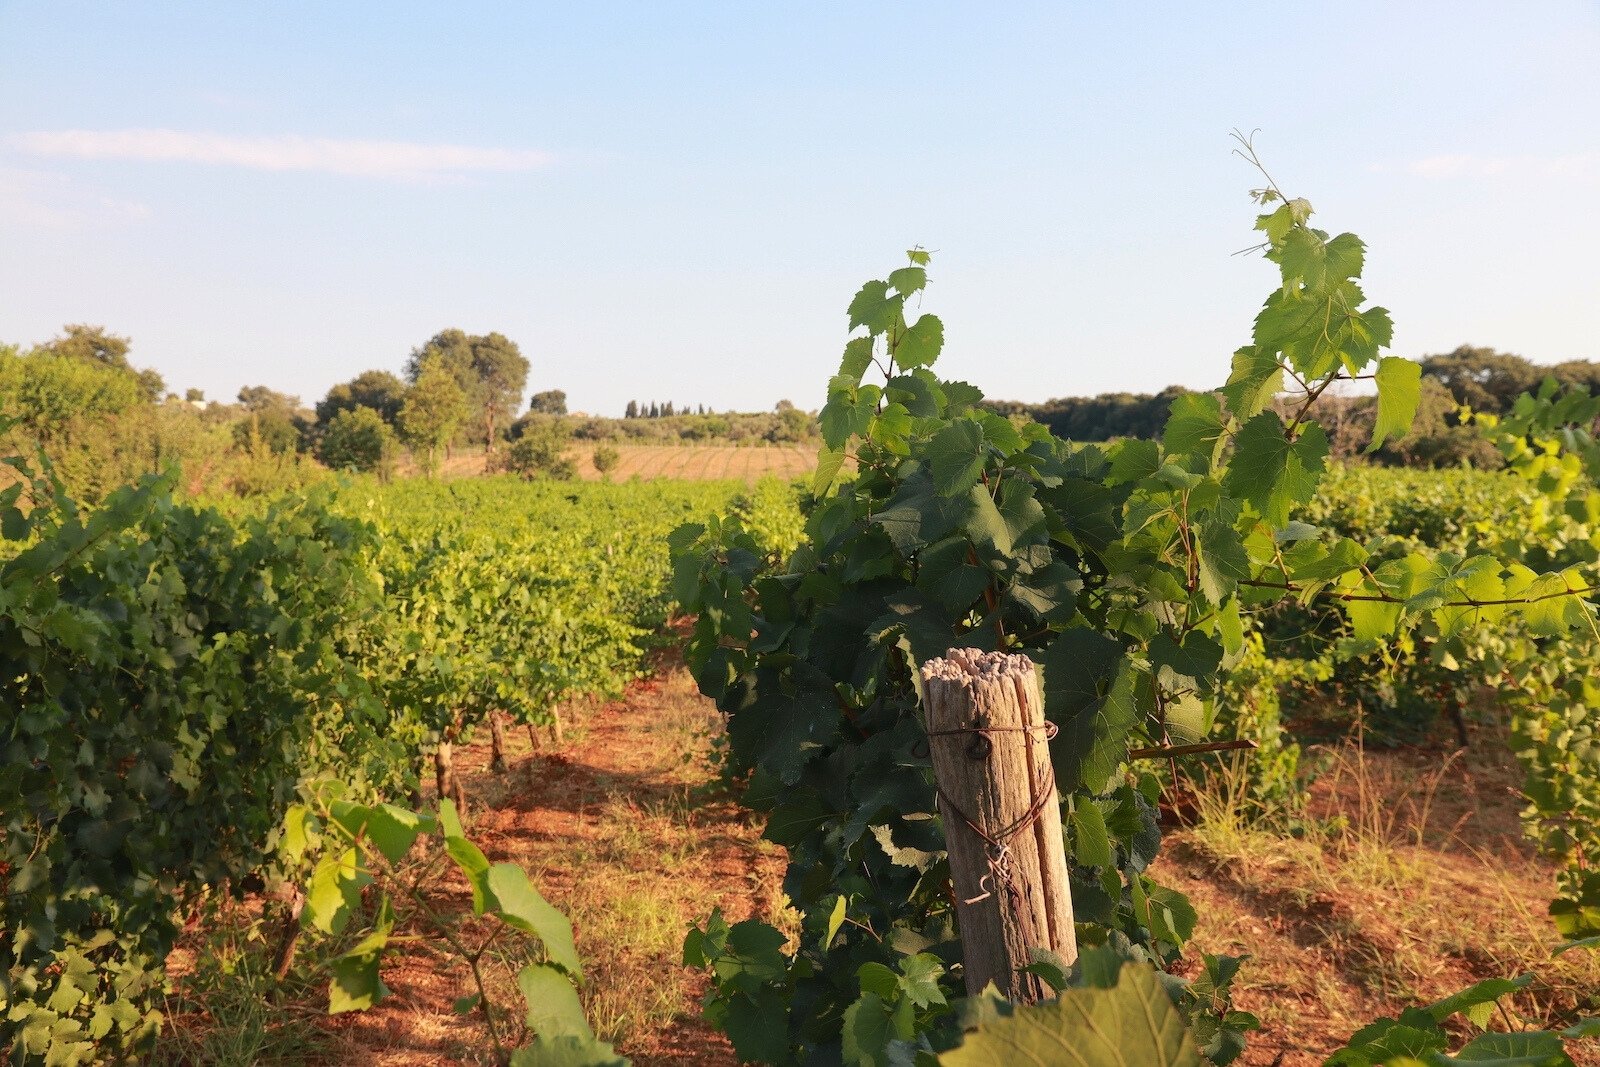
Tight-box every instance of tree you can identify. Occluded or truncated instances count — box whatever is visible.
[318,406,397,476]
[397,364,467,475]
[767,405,812,443]
[1419,345,1540,414]
[134,368,165,403]
[0,348,145,442]
[528,389,567,415]
[185,388,205,403]
[317,370,408,426]
[625,400,639,419]
[237,385,302,413]
[36,324,164,401]
[499,417,575,480]
[405,329,529,450]
[231,408,301,454]
[40,324,132,370]
[591,444,620,477]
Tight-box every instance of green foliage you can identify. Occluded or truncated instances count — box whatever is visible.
[397,363,468,474]
[501,417,577,480]
[317,369,408,426]
[319,405,397,475]
[0,348,147,442]
[574,406,819,447]
[236,385,302,413]
[529,389,568,416]
[1369,357,1422,452]
[0,422,749,1062]
[672,177,1593,1063]
[231,406,304,455]
[939,961,1201,1067]
[985,385,1195,443]
[592,444,620,476]
[0,449,393,1063]
[293,797,627,1065]
[1419,345,1600,416]
[1321,972,1595,1066]
[406,329,530,446]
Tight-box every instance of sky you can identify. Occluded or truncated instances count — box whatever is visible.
[2,2,1597,417]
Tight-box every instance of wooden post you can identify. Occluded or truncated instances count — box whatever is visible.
[487,710,509,773]
[922,648,1076,1001]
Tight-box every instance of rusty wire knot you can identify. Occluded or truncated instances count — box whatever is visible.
[934,761,1058,906]
[920,717,1058,760]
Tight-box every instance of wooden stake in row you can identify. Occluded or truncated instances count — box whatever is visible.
[921,648,1076,1002]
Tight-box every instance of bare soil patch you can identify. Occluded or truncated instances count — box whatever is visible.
[317,659,788,1065]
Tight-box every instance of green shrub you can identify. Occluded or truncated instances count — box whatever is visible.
[500,418,575,480]
[318,406,397,476]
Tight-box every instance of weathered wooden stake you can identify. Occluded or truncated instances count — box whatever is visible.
[487,710,509,773]
[434,740,452,802]
[270,885,306,981]
[922,648,1076,1001]
[434,740,467,815]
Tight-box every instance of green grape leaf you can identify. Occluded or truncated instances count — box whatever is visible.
[899,954,946,1009]
[938,961,1201,1066]
[1369,356,1422,452]
[926,420,987,496]
[857,962,899,1000]
[304,848,369,936]
[824,894,848,950]
[1221,347,1284,420]
[1223,413,1291,517]
[888,266,927,297]
[328,951,389,1014]
[519,964,593,1041]
[1195,515,1250,605]
[329,802,435,865]
[848,280,905,334]
[814,445,848,496]
[1163,393,1227,466]
[894,313,944,370]
[280,805,316,865]
[1449,1030,1570,1064]
[440,800,495,916]
[840,337,876,383]
[1071,801,1114,868]
[485,864,581,976]
[1425,975,1532,1029]
[509,1036,629,1067]
[842,992,896,1067]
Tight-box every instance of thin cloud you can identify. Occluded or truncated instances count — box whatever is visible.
[1406,151,1600,182]
[0,166,150,229]
[5,128,552,180]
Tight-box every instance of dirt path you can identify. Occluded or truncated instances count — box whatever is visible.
[305,667,1598,1066]
[321,659,786,1065]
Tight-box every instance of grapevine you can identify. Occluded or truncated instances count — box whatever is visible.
[672,166,1597,1063]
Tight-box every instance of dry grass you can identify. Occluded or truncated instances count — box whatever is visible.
[404,443,819,483]
[159,660,1600,1066]
[310,662,788,1066]
[1156,732,1600,1066]
[157,656,785,1066]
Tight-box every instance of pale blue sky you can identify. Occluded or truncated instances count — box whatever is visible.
[2,2,1597,416]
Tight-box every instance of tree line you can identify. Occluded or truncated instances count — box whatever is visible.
[7,323,1592,500]
[985,344,1600,468]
